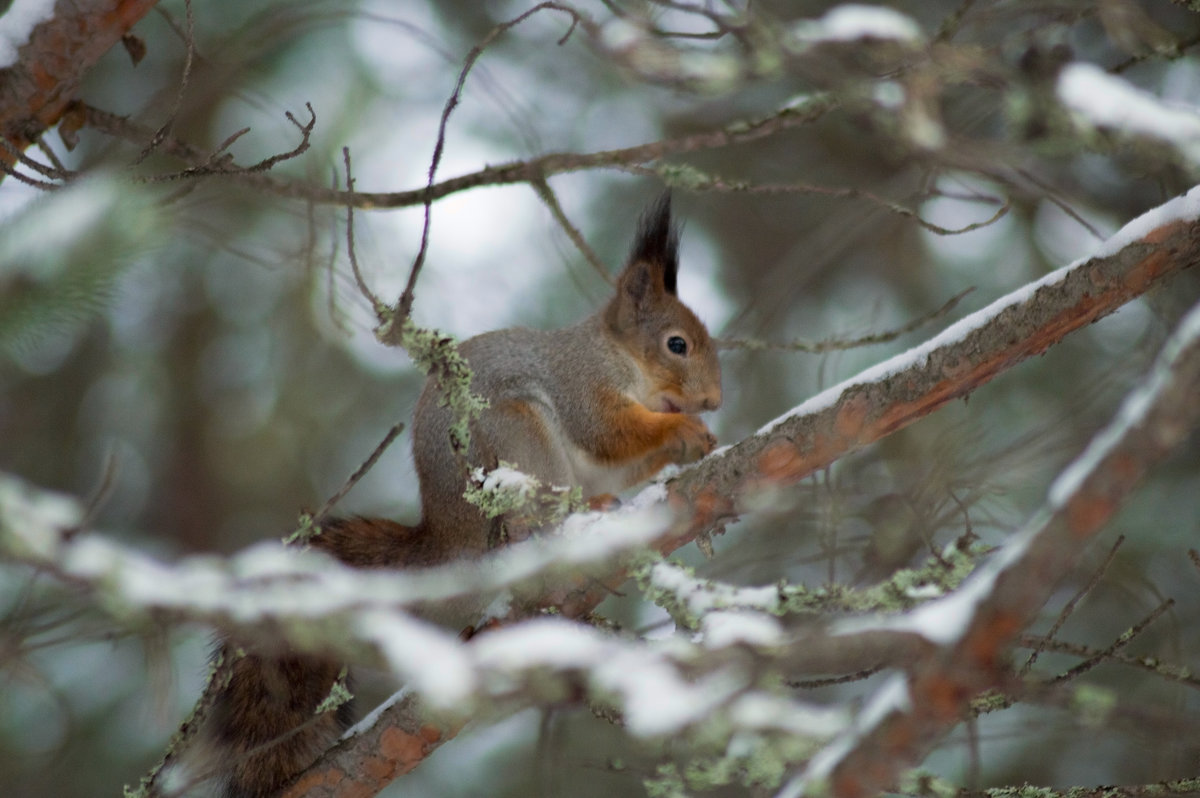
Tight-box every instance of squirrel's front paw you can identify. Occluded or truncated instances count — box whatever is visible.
[673,415,717,464]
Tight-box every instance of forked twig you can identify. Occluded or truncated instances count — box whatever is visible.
[1021,534,1125,676]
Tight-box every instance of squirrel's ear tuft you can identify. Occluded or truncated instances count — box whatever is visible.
[629,191,680,295]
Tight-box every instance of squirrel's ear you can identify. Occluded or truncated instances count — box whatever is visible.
[625,191,680,297]
[608,192,682,330]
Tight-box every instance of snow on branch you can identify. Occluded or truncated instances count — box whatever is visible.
[788,5,923,48]
[656,184,1200,569]
[0,0,157,173]
[0,476,674,644]
[780,294,1200,798]
[638,535,983,630]
[1058,63,1200,165]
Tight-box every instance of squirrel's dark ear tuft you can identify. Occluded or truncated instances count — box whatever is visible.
[629,191,680,295]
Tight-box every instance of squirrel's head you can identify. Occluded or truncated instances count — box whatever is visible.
[604,193,722,416]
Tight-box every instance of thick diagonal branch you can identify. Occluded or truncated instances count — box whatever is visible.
[787,293,1200,798]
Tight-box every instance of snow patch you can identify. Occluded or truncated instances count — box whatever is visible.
[360,611,475,709]
[650,560,781,617]
[729,693,848,737]
[790,5,922,48]
[0,0,57,68]
[0,476,81,559]
[594,655,744,737]
[474,465,540,497]
[1058,63,1200,163]
[472,617,604,671]
[701,610,783,649]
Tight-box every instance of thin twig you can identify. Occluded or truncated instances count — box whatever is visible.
[34,137,69,176]
[1112,31,1200,74]
[964,715,981,790]
[140,104,316,182]
[641,164,1012,236]
[1021,534,1125,676]
[136,0,195,164]
[311,422,407,527]
[342,147,384,312]
[63,452,120,541]
[1015,168,1105,239]
[0,138,63,188]
[1047,598,1175,686]
[82,92,840,209]
[1017,635,1200,691]
[934,0,977,42]
[788,666,882,689]
[719,288,974,352]
[397,2,586,321]
[532,177,614,284]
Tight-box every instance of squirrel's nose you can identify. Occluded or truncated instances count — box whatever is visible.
[702,388,722,411]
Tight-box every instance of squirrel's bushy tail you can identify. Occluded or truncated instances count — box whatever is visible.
[213,647,352,798]
[210,517,425,797]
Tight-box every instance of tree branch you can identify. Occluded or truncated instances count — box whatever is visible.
[0,0,158,178]
[781,293,1200,798]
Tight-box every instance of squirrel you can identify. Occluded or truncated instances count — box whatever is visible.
[203,194,722,798]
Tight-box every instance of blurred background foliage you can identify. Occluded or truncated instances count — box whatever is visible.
[1,0,1199,796]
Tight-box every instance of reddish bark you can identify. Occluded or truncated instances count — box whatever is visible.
[0,0,158,172]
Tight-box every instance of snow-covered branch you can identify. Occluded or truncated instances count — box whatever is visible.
[780,294,1200,798]
[0,478,674,649]
[0,0,157,175]
[1058,63,1200,166]
[661,184,1200,564]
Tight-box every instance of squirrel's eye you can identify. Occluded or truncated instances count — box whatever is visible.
[667,335,687,355]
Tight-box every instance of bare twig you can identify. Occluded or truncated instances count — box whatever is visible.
[788,666,883,689]
[341,147,384,312]
[310,422,407,529]
[719,288,974,352]
[135,0,196,164]
[63,452,120,541]
[532,177,614,284]
[1046,598,1175,686]
[81,93,840,209]
[1017,634,1200,690]
[396,2,586,321]
[646,166,1013,236]
[0,138,64,189]
[1021,534,1125,676]
[141,104,316,182]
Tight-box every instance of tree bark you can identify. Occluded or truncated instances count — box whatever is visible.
[0,0,158,174]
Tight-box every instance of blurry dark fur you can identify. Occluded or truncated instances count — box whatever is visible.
[211,648,352,798]
[211,517,427,798]
[629,192,681,294]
